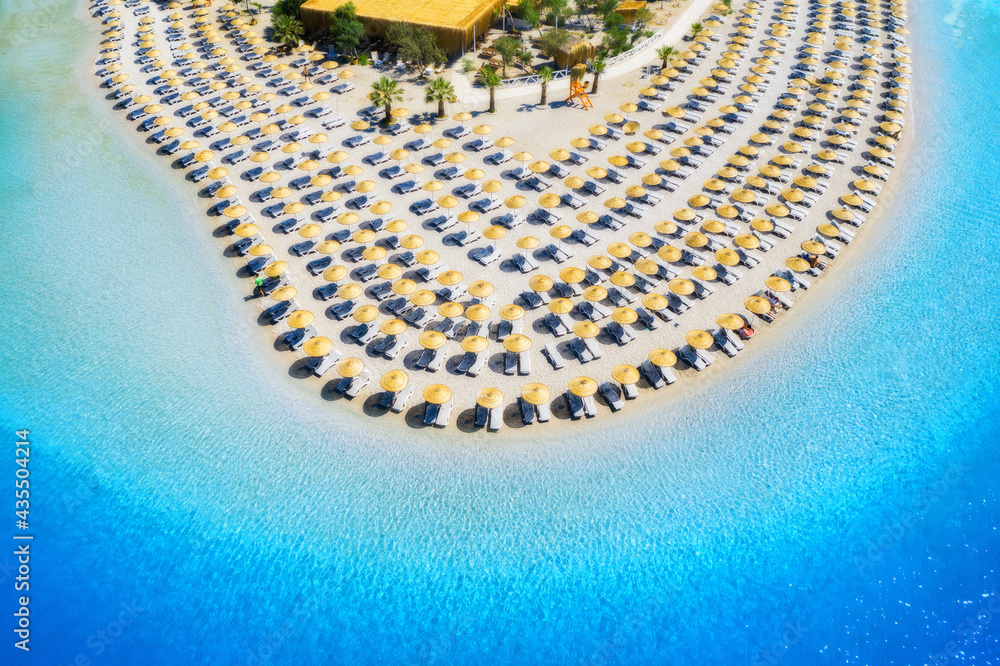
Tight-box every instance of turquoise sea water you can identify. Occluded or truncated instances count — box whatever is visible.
[1,0,999,663]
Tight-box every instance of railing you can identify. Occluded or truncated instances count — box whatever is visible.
[499,68,571,87]
[497,27,664,88]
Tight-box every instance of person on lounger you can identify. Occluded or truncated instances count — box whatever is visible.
[766,293,783,312]
[807,253,828,269]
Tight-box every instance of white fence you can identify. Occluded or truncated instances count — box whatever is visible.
[497,28,664,88]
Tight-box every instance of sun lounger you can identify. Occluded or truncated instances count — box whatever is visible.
[565,391,584,419]
[473,244,502,266]
[639,361,665,389]
[541,342,565,370]
[472,198,501,214]
[570,338,594,363]
[598,382,624,412]
[519,397,535,425]
[426,345,448,372]
[678,345,708,371]
[580,180,606,197]
[488,149,513,165]
[468,137,493,152]
[534,208,563,225]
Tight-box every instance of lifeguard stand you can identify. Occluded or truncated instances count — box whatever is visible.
[566,80,592,110]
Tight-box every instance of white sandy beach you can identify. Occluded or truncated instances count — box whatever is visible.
[84,0,912,431]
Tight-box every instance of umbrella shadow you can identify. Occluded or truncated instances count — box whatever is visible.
[403,404,434,428]
[444,355,465,375]
[501,402,527,429]
[455,408,480,433]
[288,357,315,379]
[487,351,506,373]
[550,395,574,421]
[361,394,392,417]
[320,380,346,402]
[496,259,521,274]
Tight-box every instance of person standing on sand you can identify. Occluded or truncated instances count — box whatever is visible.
[253,276,264,297]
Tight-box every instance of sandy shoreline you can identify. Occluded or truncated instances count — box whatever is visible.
[79,0,914,434]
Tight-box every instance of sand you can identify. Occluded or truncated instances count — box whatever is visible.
[84,0,911,431]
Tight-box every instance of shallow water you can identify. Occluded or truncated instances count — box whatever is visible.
[1,0,999,664]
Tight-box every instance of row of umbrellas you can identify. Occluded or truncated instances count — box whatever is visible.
[100,0,906,418]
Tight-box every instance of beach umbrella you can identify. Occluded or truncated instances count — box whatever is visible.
[286,310,314,329]
[693,266,717,282]
[573,321,601,339]
[549,298,574,314]
[612,365,640,386]
[499,304,525,321]
[802,240,827,255]
[611,308,639,326]
[438,302,465,319]
[462,335,489,354]
[715,314,744,331]
[529,276,553,293]
[589,255,612,270]
[522,384,551,406]
[766,276,792,292]
[818,224,841,239]
[716,248,740,266]
[419,331,447,350]
[321,265,348,283]
[668,279,695,296]
[505,195,527,209]
[475,387,503,410]
[263,261,288,279]
[410,289,436,306]
[785,257,811,273]
[337,283,363,299]
[379,369,408,393]
[483,225,506,240]
[353,305,379,324]
[361,247,387,263]
[685,232,709,249]
[316,240,341,255]
[686,330,713,349]
[333,357,364,380]
[437,270,463,286]
[649,349,677,368]
[658,246,682,263]
[569,377,598,397]
[503,334,531,353]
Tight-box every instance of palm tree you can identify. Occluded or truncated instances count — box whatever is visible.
[589,56,606,95]
[690,22,703,39]
[368,76,404,124]
[537,66,553,106]
[425,77,456,119]
[655,45,677,70]
[480,68,502,113]
[271,14,303,50]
